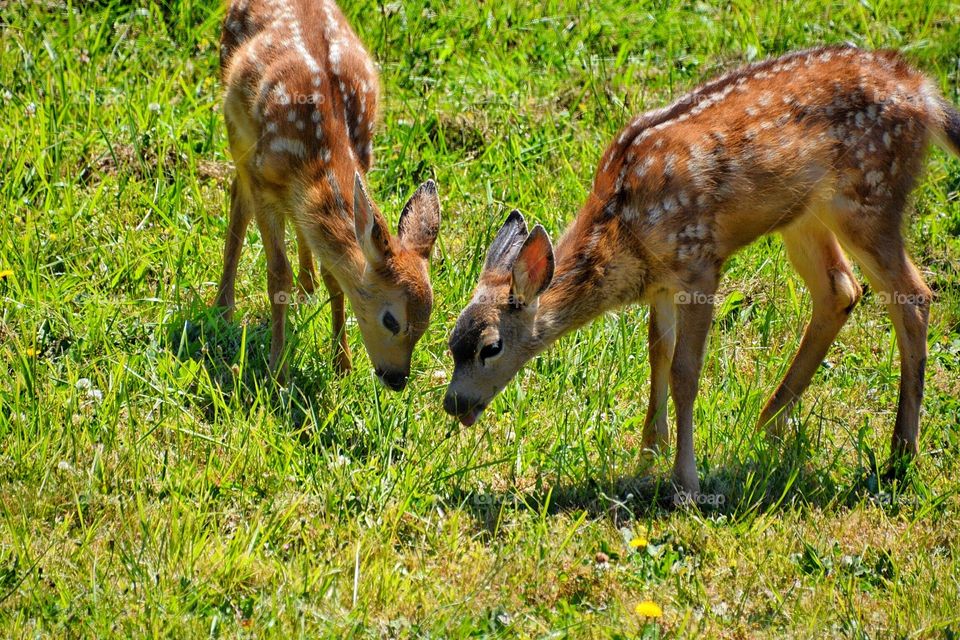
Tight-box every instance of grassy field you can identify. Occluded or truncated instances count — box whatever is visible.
[2,0,960,636]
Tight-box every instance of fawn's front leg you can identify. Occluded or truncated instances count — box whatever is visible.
[295,227,318,298]
[215,176,252,321]
[641,292,677,453]
[254,207,292,381]
[669,284,716,497]
[320,265,352,375]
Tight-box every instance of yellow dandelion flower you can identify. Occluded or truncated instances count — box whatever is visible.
[629,537,648,549]
[0,269,13,279]
[635,600,663,619]
[26,348,37,357]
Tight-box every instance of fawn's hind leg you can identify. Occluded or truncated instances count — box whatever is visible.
[837,231,931,465]
[215,176,253,321]
[758,216,862,435]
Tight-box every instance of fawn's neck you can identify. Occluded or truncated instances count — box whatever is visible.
[301,164,368,299]
[532,195,646,350]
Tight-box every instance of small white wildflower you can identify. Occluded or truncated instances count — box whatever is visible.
[148,102,161,113]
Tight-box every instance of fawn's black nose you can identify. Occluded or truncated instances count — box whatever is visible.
[443,392,463,417]
[376,368,408,391]
[444,391,485,426]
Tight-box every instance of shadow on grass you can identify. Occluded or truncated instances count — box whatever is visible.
[161,296,388,456]
[445,428,934,535]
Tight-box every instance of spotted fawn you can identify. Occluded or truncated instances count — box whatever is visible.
[445,46,960,494]
[215,0,441,390]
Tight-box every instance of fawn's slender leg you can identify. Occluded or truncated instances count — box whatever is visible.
[669,283,716,496]
[641,292,677,452]
[758,217,861,435]
[883,257,930,463]
[254,204,292,380]
[295,227,318,298]
[215,176,253,320]
[320,265,352,375]
[841,237,931,465]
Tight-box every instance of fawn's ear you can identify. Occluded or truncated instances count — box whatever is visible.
[354,173,392,268]
[484,209,528,271]
[511,224,554,305]
[398,179,441,260]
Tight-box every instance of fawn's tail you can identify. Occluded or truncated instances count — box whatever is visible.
[933,94,960,157]
[945,101,960,157]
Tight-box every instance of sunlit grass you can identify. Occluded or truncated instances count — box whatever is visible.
[1,0,958,636]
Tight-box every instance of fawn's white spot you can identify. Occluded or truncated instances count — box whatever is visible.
[269,137,306,157]
[329,41,344,72]
[865,170,884,187]
[649,202,668,223]
[635,157,654,178]
[663,153,677,177]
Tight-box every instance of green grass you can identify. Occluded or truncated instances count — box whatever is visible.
[2,0,960,636]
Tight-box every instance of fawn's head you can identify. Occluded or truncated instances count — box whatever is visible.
[444,211,555,425]
[352,174,440,391]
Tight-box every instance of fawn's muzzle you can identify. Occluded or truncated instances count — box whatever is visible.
[443,392,485,426]
[376,368,408,392]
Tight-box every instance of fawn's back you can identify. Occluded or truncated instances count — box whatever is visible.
[590,46,958,284]
[220,0,378,186]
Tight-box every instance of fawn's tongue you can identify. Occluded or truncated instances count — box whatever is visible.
[459,410,479,427]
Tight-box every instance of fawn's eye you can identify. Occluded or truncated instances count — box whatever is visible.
[479,338,503,364]
[382,311,401,335]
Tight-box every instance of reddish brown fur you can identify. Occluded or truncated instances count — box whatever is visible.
[554,47,939,307]
[221,0,377,178]
[214,0,440,385]
[446,46,960,494]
